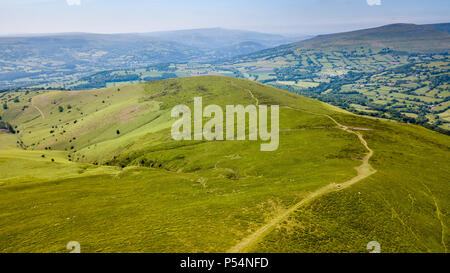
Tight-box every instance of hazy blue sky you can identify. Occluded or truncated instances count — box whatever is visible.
[0,0,449,35]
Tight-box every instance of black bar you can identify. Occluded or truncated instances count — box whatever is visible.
[0,253,446,272]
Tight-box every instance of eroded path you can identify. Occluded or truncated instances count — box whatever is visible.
[227,106,377,253]
[32,99,45,120]
[421,182,448,252]
[246,88,259,106]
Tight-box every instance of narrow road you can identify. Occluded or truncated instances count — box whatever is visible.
[227,106,377,253]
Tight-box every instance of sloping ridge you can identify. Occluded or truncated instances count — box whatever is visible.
[426,23,450,34]
[292,23,450,52]
[240,23,450,58]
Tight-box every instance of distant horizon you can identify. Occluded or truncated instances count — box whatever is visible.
[1,0,449,36]
[1,21,449,38]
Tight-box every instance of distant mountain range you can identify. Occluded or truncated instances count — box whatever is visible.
[217,23,450,133]
[240,23,450,61]
[0,28,303,89]
[140,27,296,50]
[54,23,450,132]
[1,23,449,90]
[295,23,450,52]
[427,23,450,34]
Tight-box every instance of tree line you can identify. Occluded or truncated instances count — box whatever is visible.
[0,120,16,134]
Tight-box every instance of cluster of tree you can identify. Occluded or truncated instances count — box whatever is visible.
[430,74,449,89]
[0,121,15,134]
[142,73,178,82]
[308,71,368,94]
[145,63,176,72]
[274,65,320,81]
[378,48,394,55]
[1,87,70,93]
[390,63,415,74]
[74,71,141,89]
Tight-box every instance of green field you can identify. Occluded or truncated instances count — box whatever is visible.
[0,76,448,253]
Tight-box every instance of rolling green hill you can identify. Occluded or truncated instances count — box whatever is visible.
[0,76,448,253]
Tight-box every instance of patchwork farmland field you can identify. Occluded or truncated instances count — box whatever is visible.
[50,24,450,134]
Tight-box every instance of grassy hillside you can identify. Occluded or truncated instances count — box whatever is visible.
[0,76,448,253]
[293,23,450,52]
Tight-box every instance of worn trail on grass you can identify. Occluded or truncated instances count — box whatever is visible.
[421,182,448,252]
[32,99,45,120]
[227,104,377,253]
[246,88,259,106]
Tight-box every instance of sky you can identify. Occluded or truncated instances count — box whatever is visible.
[0,0,449,35]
